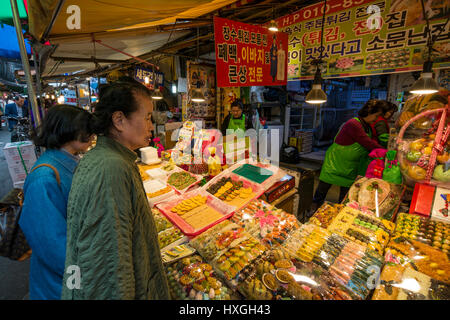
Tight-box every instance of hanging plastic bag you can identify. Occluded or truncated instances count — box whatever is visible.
[383,150,403,185]
[365,148,387,179]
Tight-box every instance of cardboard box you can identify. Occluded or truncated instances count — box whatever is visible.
[431,186,450,223]
[3,141,37,185]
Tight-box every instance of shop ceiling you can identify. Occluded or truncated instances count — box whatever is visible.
[26,0,319,83]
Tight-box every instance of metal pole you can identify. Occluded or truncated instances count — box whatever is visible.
[32,50,44,120]
[10,0,41,127]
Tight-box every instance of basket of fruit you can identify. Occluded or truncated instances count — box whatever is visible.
[396,95,450,187]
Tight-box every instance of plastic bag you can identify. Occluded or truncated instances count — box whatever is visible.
[165,254,236,300]
[394,213,449,253]
[308,201,344,229]
[230,199,301,248]
[236,249,359,300]
[372,236,450,300]
[365,148,387,179]
[190,220,267,284]
[282,224,384,299]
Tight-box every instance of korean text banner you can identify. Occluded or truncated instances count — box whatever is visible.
[134,66,164,90]
[214,16,289,87]
[275,0,450,80]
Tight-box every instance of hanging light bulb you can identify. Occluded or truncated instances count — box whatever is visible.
[305,0,328,105]
[152,87,163,100]
[45,93,49,99]
[409,0,441,95]
[410,61,439,95]
[51,94,55,100]
[268,20,278,32]
[192,89,205,103]
[57,95,65,104]
[305,67,327,104]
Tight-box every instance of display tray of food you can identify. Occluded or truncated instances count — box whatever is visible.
[282,223,384,299]
[161,244,196,264]
[165,254,237,300]
[158,226,188,251]
[326,206,396,255]
[235,249,360,300]
[372,236,450,300]
[308,202,344,229]
[143,179,175,207]
[190,220,267,284]
[156,189,236,237]
[343,177,405,221]
[160,165,203,194]
[394,212,449,253]
[152,208,173,233]
[230,199,301,248]
[203,173,265,211]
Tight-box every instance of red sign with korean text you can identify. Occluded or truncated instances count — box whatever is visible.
[214,17,288,88]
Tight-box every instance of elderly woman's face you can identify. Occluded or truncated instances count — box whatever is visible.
[230,106,242,118]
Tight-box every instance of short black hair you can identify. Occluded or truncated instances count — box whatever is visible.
[93,79,151,135]
[358,99,390,117]
[33,104,94,149]
[231,99,244,110]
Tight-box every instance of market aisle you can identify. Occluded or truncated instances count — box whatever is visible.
[0,128,30,300]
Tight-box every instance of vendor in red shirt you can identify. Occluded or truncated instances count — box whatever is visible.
[370,101,397,148]
[310,100,391,214]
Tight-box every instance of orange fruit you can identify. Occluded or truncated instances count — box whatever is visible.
[407,166,427,181]
[422,147,432,155]
[437,152,450,164]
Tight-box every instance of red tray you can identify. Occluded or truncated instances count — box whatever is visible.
[156,189,236,237]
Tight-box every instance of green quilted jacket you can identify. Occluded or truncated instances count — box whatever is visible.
[61,136,170,300]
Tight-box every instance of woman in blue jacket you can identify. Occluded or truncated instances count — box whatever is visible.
[19,105,95,300]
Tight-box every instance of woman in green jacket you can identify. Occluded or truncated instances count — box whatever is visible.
[62,80,170,300]
[310,100,390,214]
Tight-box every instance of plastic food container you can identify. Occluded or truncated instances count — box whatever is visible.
[143,179,175,207]
[190,220,267,283]
[326,206,396,255]
[156,189,235,237]
[203,172,265,211]
[230,199,301,248]
[145,168,168,180]
[165,254,236,300]
[373,237,450,300]
[236,249,359,300]
[282,224,384,299]
[162,166,203,194]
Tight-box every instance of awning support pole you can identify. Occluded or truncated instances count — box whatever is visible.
[10,0,41,127]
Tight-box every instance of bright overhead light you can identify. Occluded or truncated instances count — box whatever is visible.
[410,62,439,95]
[57,95,65,104]
[51,95,55,100]
[144,76,150,85]
[305,67,327,105]
[268,20,278,32]
[151,88,163,100]
[191,89,205,102]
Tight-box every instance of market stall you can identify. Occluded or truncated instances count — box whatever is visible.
[16,0,450,302]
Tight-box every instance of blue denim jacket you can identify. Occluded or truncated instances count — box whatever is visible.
[19,149,78,300]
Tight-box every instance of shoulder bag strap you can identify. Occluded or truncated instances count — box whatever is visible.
[30,164,61,187]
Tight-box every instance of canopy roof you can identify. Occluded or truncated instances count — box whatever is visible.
[26,0,240,77]
[25,0,305,79]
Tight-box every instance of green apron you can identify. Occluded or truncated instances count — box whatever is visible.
[228,114,246,132]
[319,117,372,187]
